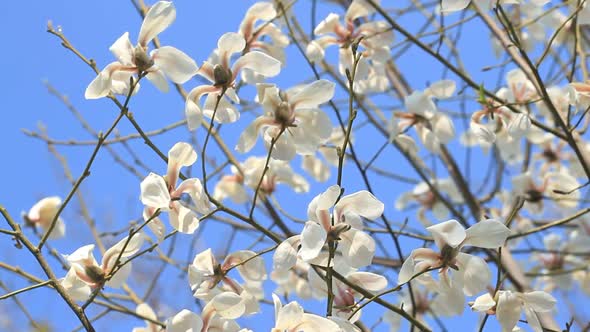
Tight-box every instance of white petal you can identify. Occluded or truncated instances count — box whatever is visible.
[463,219,511,248]
[102,233,144,271]
[426,80,456,98]
[61,268,91,301]
[210,292,246,319]
[496,291,523,332]
[109,32,134,66]
[431,114,455,144]
[169,203,199,234]
[347,272,387,292]
[165,309,203,332]
[225,250,266,282]
[138,1,176,46]
[152,46,198,83]
[314,13,340,35]
[276,301,304,329]
[427,219,466,249]
[507,113,531,138]
[106,261,132,288]
[166,142,197,183]
[398,255,416,284]
[233,51,281,77]
[140,173,171,209]
[335,190,384,221]
[146,69,169,92]
[217,32,246,58]
[472,293,496,311]
[290,80,335,108]
[273,238,299,273]
[185,97,203,131]
[340,229,375,268]
[456,253,490,296]
[299,221,327,261]
[66,244,97,265]
[85,67,114,99]
[522,291,556,312]
[441,0,472,12]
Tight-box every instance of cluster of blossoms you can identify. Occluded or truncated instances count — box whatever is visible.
[19,0,590,331]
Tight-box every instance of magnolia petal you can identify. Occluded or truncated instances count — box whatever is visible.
[507,113,531,138]
[273,238,299,273]
[235,118,263,153]
[290,80,336,109]
[43,217,66,240]
[138,1,176,46]
[427,219,466,249]
[210,292,246,319]
[472,293,496,311]
[66,244,97,265]
[152,46,199,83]
[427,80,456,98]
[456,253,490,296]
[146,69,169,92]
[185,98,203,131]
[314,13,340,35]
[431,114,455,144]
[61,268,92,301]
[233,51,281,77]
[275,301,305,330]
[335,190,384,221]
[85,68,113,99]
[106,261,132,288]
[496,291,522,332]
[165,309,203,332]
[441,0,471,12]
[167,142,197,183]
[340,229,375,268]
[218,32,246,59]
[103,233,145,270]
[225,250,267,282]
[299,221,327,261]
[398,256,416,284]
[140,173,171,209]
[169,203,199,234]
[347,272,387,292]
[522,291,556,312]
[463,219,510,248]
[109,32,134,66]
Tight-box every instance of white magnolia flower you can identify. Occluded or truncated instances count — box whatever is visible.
[271,294,341,332]
[398,219,511,309]
[391,80,456,154]
[140,142,210,235]
[471,290,556,332]
[238,2,289,84]
[511,170,580,214]
[61,233,144,300]
[166,294,244,332]
[306,0,393,76]
[301,126,352,182]
[85,1,198,99]
[213,165,249,204]
[185,32,281,130]
[242,157,310,194]
[188,248,265,315]
[24,196,65,239]
[275,185,384,270]
[271,261,314,300]
[236,80,334,160]
[132,303,163,332]
[395,178,464,226]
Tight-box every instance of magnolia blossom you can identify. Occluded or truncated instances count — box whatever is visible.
[140,142,210,235]
[238,2,289,84]
[189,248,265,315]
[390,80,456,154]
[24,196,65,239]
[399,219,511,310]
[132,303,163,332]
[85,1,198,99]
[395,178,464,226]
[61,233,144,300]
[471,290,556,332]
[236,80,334,160]
[165,293,246,332]
[213,165,249,204]
[306,0,393,77]
[185,32,281,130]
[271,294,341,332]
[271,261,314,300]
[301,126,351,182]
[274,185,384,270]
[510,170,580,214]
[308,262,387,322]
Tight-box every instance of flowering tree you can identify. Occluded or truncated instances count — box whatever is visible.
[5,0,590,331]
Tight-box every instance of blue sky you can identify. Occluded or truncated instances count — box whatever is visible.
[0,1,583,331]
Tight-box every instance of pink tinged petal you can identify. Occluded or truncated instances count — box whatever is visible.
[290,79,336,108]
[398,255,416,284]
[455,252,490,296]
[27,196,61,225]
[202,93,240,123]
[299,221,327,261]
[265,129,296,161]
[66,244,97,265]
[169,203,199,234]
[335,190,384,221]
[61,268,92,301]
[441,0,472,12]
[140,173,171,209]
[143,208,165,242]
[496,291,523,332]
[109,32,134,66]
[151,46,199,83]
[405,91,437,117]
[165,309,203,332]
[346,1,376,21]
[138,1,176,46]
[225,250,267,282]
[427,219,467,249]
[314,13,341,35]
[42,218,66,240]
[317,185,341,210]
[463,219,511,248]
[210,292,246,319]
[235,117,272,154]
[305,40,326,62]
[426,80,456,99]
[102,233,145,272]
[191,248,216,277]
[217,32,246,67]
[166,142,197,185]
[185,86,215,131]
[273,237,299,273]
[146,69,169,92]
[472,293,496,312]
[232,51,281,78]
[347,272,387,292]
[418,126,442,154]
[522,291,556,312]
[340,229,375,268]
[239,3,276,37]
